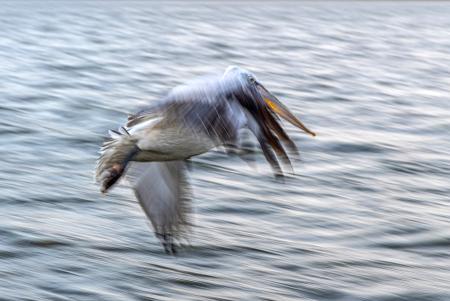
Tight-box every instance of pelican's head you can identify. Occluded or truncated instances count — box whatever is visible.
[223,66,316,137]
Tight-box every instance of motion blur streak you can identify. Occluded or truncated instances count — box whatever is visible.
[1,1,450,301]
[95,66,315,254]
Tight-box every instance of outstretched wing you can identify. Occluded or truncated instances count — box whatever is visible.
[126,69,312,177]
[126,76,248,145]
[126,161,191,254]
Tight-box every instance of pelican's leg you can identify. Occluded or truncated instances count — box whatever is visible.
[101,145,141,193]
[123,145,141,165]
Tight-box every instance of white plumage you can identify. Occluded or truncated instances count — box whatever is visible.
[95,66,315,253]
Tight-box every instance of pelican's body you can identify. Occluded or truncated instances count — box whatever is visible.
[95,66,315,253]
[132,117,217,161]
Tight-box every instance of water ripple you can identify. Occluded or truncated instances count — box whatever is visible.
[1,1,450,301]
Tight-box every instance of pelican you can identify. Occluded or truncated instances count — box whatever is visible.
[95,66,315,253]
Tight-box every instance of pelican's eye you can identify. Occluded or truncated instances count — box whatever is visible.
[248,76,256,84]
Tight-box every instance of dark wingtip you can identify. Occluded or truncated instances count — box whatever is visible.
[156,233,178,256]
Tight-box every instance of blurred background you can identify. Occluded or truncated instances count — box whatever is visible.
[1,1,450,300]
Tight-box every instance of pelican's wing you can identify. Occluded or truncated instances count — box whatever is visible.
[127,76,247,145]
[126,71,309,177]
[126,161,191,254]
[127,75,226,128]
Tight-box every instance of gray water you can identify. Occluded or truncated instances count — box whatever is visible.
[1,1,450,300]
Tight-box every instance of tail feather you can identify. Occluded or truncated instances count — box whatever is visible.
[95,130,137,193]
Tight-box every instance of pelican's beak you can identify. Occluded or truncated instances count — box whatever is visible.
[257,84,316,137]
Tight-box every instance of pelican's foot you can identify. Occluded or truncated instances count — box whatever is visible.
[100,164,124,193]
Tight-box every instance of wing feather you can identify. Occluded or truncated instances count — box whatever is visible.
[126,161,191,253]
[126,70,299,178]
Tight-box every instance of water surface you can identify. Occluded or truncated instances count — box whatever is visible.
[1,1,450,300]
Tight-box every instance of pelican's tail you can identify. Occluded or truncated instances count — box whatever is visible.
[95,128,138,193]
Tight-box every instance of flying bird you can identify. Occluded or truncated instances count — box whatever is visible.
[95,66,315,253]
